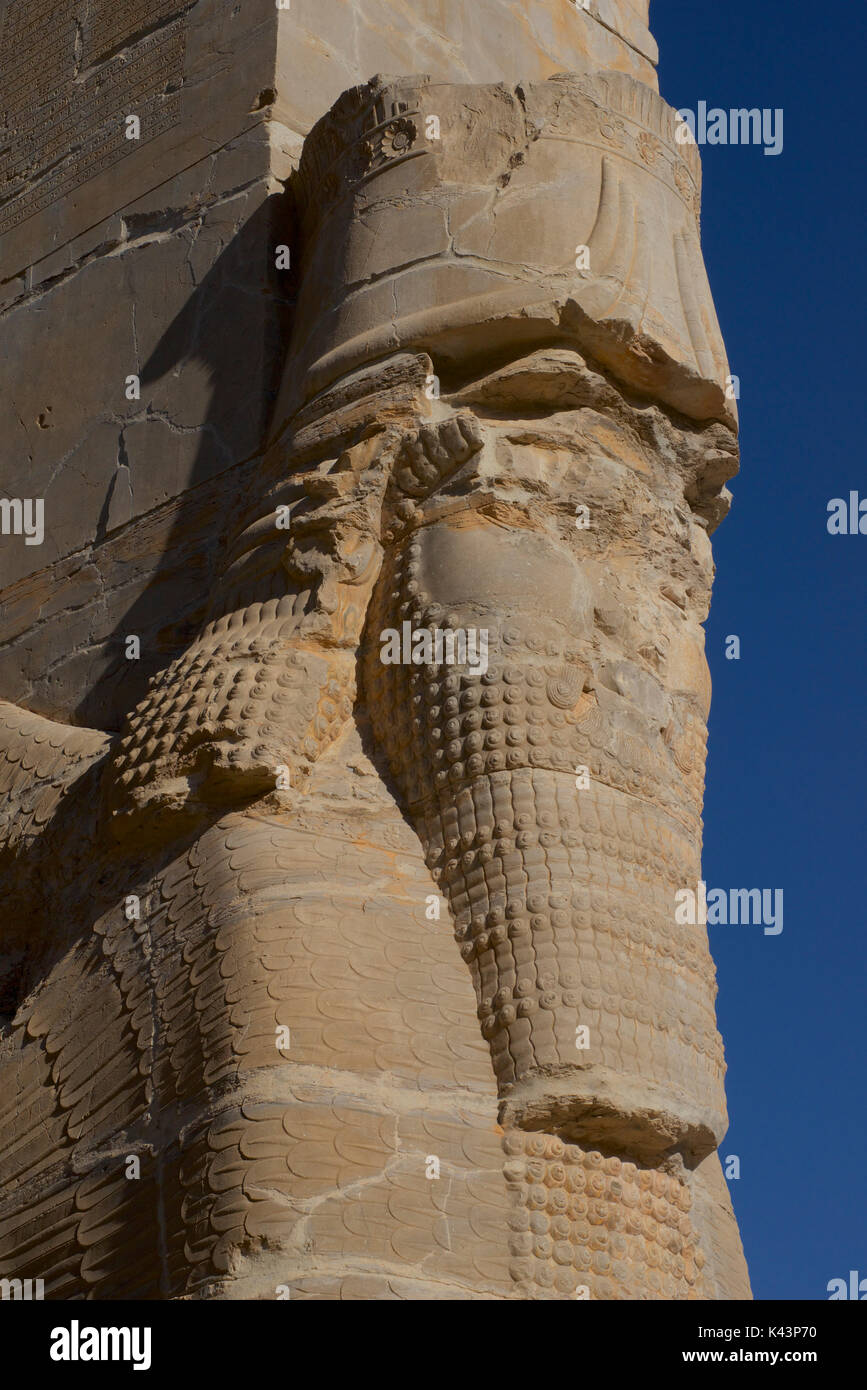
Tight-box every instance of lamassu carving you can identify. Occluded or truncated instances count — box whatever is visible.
[0,69,749,1299]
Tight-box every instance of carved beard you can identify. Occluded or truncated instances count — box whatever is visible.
[361,349,735,1171]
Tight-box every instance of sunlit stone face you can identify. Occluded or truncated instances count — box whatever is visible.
[365,346,729,815]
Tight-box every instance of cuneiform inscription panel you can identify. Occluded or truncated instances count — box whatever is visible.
[0,0,188,236]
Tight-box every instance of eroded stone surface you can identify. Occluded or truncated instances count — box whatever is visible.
[0,6,750,1301]
[274,0,658,149]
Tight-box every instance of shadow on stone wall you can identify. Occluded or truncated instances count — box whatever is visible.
[77,190,297,732]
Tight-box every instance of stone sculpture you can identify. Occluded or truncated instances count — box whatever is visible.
[0,13,750,1300]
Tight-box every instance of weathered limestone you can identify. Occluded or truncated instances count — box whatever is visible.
[274,0,659,143]
[0,0,656,730]
[0,5,750,1300]
[0,0,294,730]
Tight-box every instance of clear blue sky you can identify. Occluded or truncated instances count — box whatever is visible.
[652,1,866,1300]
